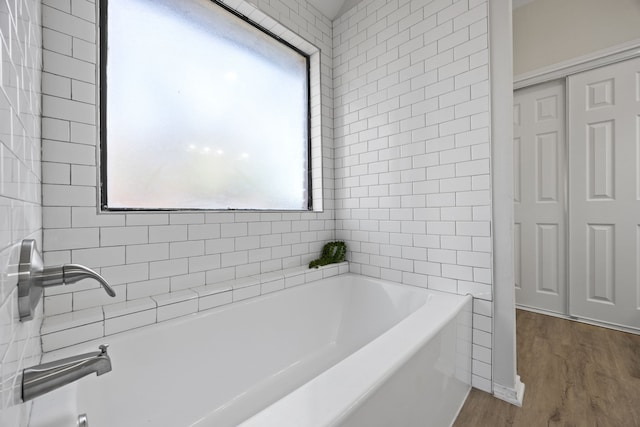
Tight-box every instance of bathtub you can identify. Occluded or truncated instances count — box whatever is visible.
[30,273,473,427]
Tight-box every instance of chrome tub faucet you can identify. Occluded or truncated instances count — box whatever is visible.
[17,239,116,321]
[22,345,112,402]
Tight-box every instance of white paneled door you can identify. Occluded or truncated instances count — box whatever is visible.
[514,81,567,314]
[568,57,640,330]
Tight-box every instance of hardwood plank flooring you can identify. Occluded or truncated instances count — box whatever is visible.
[453,310,640,427]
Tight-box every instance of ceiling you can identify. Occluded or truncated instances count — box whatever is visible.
[307,0,360,21]
[308,0,537,21]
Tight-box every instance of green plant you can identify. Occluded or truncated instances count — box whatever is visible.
[309,241,347,268]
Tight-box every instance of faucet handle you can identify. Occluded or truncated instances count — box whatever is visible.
[17,239,116,322]
[99,344,109,354]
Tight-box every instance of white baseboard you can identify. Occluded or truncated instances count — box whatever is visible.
[493,375,525,407]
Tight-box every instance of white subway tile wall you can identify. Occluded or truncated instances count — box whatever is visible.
[332,0,493,392]
[39,0,335,333]
[0,0,43,424]
[34,0,498,400]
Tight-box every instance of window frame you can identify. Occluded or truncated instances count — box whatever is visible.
[98,0,314,212]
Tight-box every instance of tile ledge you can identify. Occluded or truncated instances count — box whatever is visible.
[41,262,350,351]
[41,306,104,335]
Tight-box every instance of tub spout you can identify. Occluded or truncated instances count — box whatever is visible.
[22,345,112,402]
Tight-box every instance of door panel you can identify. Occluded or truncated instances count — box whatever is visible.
[537,223,560,294]
[537,132,559,202]
[514,80,566,314]
[568,56,640,330]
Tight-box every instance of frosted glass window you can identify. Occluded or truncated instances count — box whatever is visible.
[102,0,310,210]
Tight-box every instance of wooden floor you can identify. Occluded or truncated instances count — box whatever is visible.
[453,310,640,427]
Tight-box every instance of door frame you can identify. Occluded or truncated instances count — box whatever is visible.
[490,0,524,407]
[514,38,640,89]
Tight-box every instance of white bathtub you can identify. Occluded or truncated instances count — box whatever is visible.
[30,273,472,427]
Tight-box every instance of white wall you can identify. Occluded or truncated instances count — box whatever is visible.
[513,0,640,75]
[0,0,43,425]
[333,0,494,392]
[489,0,522,405]
[39,0,336,350]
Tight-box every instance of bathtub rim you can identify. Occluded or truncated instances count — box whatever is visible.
[240,280,473,427]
